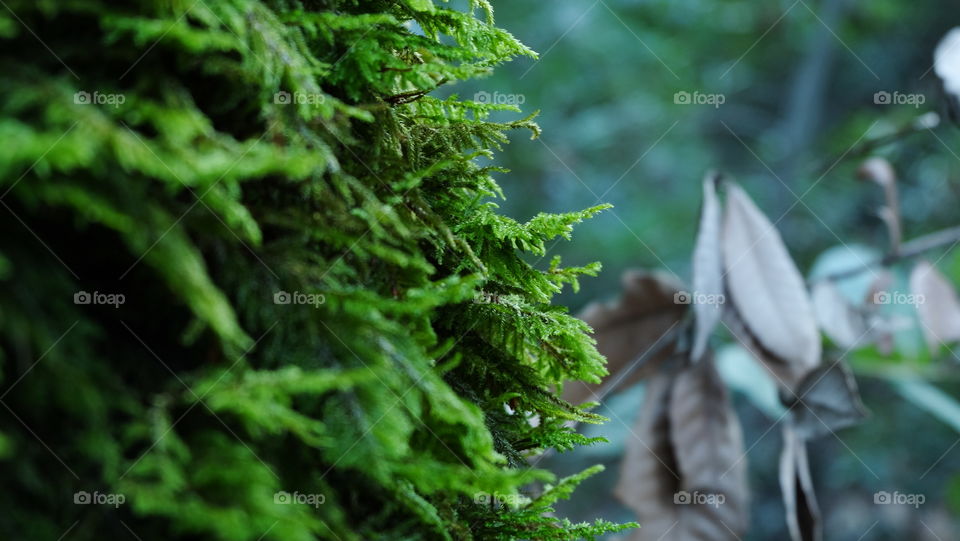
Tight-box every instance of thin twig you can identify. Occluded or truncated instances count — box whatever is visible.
[812,224,960,284]
[813,112,940,175]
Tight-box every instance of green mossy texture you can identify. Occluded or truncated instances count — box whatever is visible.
[0,1,634,539]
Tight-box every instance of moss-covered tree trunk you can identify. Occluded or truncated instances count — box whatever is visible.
[0,1,631,539]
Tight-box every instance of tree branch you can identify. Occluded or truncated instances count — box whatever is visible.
[812,224,960,284]
[812,112,940,176]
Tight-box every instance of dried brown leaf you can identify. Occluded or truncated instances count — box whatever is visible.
[723,310,812,392]
[811,281,866,349]
[615,372,681,540]
[669,356,749,537]
[779,424,822,541]
[864,270,897,354]
[935,27,960,119]
[691,173,725,361]
[786,360,868,440]
[856,157,896,187]
[616,358,748,541]
[565,270,685,405]
[721,183,820,389]
[910,260,960,351]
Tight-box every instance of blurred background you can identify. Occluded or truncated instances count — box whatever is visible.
[445,0,960,538]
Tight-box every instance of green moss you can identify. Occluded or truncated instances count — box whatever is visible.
[0,1,634,539]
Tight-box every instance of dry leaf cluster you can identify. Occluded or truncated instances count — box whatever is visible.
[575,159,960,539]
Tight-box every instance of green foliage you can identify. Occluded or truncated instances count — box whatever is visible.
[0,0,629,539]
[466,466,636,540]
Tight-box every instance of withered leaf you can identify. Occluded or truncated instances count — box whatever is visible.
[935,27,960,121]
[779,424,822,541]
[811,281,866,349]
[565,270,685,405]
[668,355,749,538]
[723,310,813,392]
[864,270,897,354]
[691,173,725,362]
[856,157,897,188]
[616,359,747,541]
[721,183,820,389]
[910,260,960,351]
[615,372,681,540]
[785,360,868,440]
